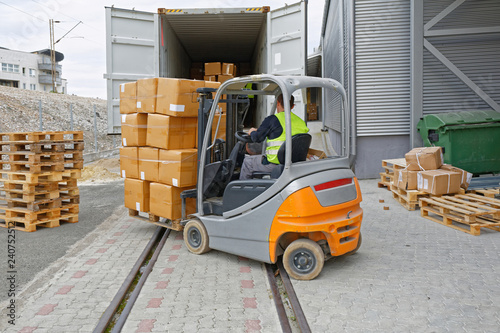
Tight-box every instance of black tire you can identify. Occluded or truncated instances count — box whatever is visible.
[283,239,325,280]
[345,233,362,256]
[183,219,210,255]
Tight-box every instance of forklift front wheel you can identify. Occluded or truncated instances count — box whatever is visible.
[283,239,325,281]
[183,219,211,255]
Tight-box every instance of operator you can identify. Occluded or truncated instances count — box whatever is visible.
[239,94,309,179]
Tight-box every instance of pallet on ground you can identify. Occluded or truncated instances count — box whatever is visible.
[128,209,183,231]
[59,204,79,223]
[419,194,500,236]
[0,205,61,223]
[0,217,60,232]
[467,188,500,198]
[0,196,62,211]
[378,158,407,190]
[390,183,429,211]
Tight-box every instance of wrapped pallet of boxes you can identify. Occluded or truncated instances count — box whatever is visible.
[119,82,137,114]
[136,78,158,113]
[417,170,462,195]
[121,113,147,147]
[440,164,472,190]
[405,147,443,171]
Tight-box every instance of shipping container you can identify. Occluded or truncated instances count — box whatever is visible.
[104,2,308,134]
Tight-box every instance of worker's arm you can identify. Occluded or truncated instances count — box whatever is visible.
[249,115,283,143]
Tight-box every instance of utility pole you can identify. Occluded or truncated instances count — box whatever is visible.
[49,19,81,93]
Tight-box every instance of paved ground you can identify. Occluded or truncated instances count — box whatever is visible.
[0,179,499,332]
[0,180,125,302]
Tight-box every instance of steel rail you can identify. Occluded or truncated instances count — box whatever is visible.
[265,263,292,333]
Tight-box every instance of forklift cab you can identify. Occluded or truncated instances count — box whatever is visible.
[183,75,363,280]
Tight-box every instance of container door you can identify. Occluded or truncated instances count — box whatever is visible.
[104,7,159,134]
[267,1,307,119]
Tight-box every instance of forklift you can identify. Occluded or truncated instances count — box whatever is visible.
[181,75,362,280]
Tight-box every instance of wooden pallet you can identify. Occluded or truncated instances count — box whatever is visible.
[3,141,85,154]
[0,131,84,143]
[64,160,84,170]
[0,218,60,232]
[3,189,60,201]
[9,163,65,174]
[467,188,499,198]
[419,194,500,235]
[6,153,65,163]
[62,169,82,179]
[1,171,63,184]
[128,209,183,231]
[1,206,61,223]
[390,183,430,211]
[0,196,62,211]
[378,158,407,190]
[1,181,59,193]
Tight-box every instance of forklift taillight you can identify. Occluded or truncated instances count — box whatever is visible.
[314,178,352,191]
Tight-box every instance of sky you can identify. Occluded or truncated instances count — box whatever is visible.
[0,0,325,99]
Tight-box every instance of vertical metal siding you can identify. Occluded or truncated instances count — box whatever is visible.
[323,0,344,133]
[423,0,500,114]
[355,0,411,136]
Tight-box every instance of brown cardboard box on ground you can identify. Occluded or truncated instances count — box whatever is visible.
[222,63,236,76]
[307,148,326,160]
[218,74,234,83]
[307,103,318,121]
[121,113,148,147]
[119,82,137,114]
[146,114,197,149]
[136,78,158,113]
[156,78,205,117]
[417,169,461,195]
[396,169,419,190]
[150,183,196,220]
[138,147,159,182]
[440,164,473,189]
[159,149,198,187]
[405,147,443,171]
[120,147,139,179]
[124,178,150,212]
[205,62,221,76]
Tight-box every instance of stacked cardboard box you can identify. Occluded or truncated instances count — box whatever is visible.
[395,147,471,195]
[119,78,227,221]
[203,62,237,83]
[0,131,84,232]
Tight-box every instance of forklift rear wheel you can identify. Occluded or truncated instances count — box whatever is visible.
[283,239,324,281]
[345,233,362,256]
[184,219,211,255]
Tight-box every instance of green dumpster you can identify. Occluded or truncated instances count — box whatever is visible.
[417,110,500,174]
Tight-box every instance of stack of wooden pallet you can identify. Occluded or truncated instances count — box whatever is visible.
[0,131,84,232]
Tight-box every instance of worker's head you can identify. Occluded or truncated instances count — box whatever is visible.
[276,94,294,113]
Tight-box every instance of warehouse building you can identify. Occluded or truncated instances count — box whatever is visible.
[321,0,500,178]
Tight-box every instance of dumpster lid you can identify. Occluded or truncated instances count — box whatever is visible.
[419,110,500,129]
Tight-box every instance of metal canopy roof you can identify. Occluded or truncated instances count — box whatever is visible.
[162,12,266,63]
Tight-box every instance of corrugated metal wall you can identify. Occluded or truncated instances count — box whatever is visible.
[323,0,344,133]
[354,0,411,136]
[423,0,500,114]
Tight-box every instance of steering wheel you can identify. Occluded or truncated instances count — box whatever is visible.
[235,131,253,143]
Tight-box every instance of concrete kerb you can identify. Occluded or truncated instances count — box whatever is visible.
[83,148,119,164]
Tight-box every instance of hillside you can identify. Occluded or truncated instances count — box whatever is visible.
[0,86,115,153]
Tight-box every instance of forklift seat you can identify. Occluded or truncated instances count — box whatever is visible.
[270,133,312,178]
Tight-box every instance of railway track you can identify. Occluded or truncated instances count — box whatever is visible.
[93,226,310,332]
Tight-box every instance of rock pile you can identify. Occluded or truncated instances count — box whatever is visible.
[0,86,116,153]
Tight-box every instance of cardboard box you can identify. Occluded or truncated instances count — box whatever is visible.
[204,75,217,82]
[136,78,158,113]
[307,148,327,160]
[405,147,443,171]
[218,74,233,83]
[149,183,196,220]
[119,82,137,114]
[156,78,205,117]
[146,114,197,150]
[307,103,318,121]
[159,149,198,187]
[417,170,461,195]
[120,147,138,179]
[124,178,150,212]
[121,113,148,147]
[205,62,221,76]
[440,164,473,190]
[396,169,419,190]
[222,63,236,76]
[138,147,159,182]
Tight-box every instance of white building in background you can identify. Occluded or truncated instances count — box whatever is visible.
[0,47,68,94]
